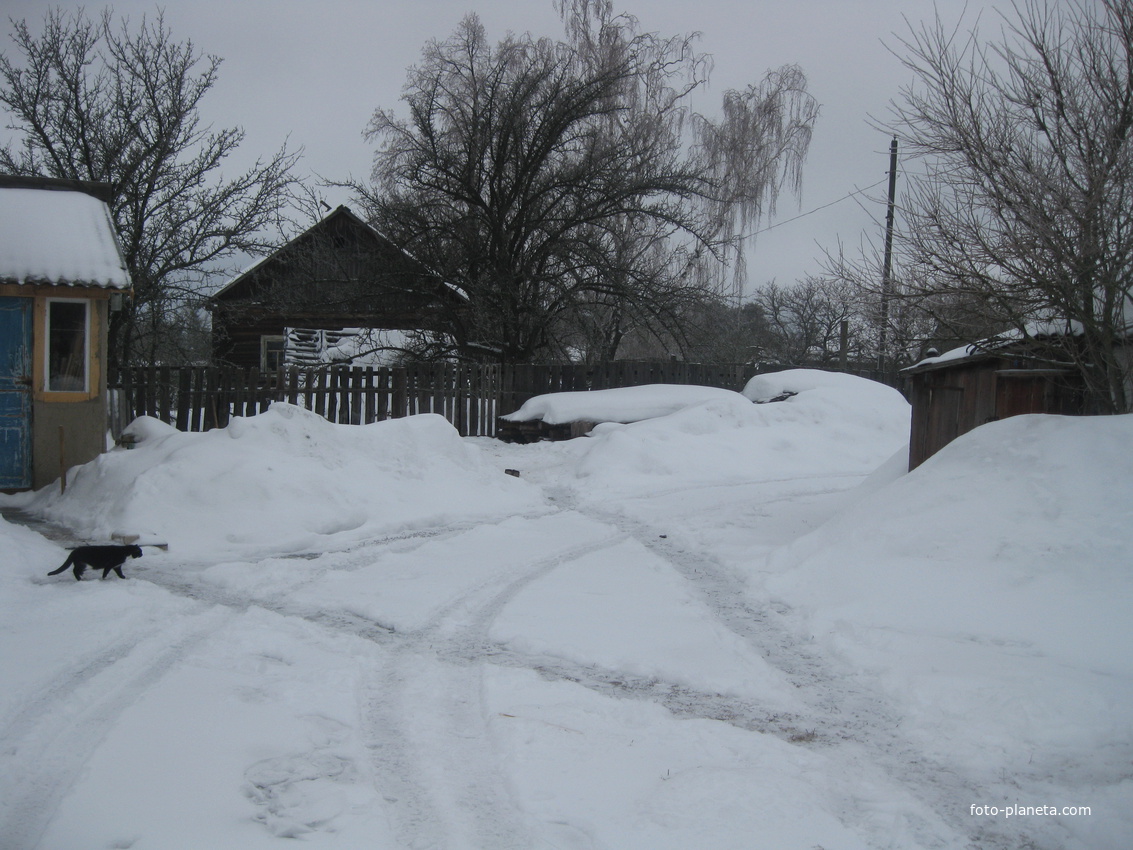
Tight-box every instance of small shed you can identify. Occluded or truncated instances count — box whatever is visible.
[904,338,1086,470]
[210,205,465,369]
[0,175,131,491]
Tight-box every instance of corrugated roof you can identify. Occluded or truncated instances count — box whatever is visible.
[0,182,131,289]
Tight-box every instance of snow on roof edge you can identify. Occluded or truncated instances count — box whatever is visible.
[904,320,1097,373]
[0,183,131,290]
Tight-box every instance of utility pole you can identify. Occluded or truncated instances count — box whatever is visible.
[878,136,898,373]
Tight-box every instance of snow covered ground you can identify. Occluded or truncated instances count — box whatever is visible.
[1,370,1129,849]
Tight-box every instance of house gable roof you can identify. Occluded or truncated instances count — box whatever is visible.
[213,205,466,304]
[0,175,131,290]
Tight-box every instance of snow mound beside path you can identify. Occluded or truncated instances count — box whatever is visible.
[502,383,746,425]
[571,370,910,492]
[765,413,1133,848]
[21,404,540,559]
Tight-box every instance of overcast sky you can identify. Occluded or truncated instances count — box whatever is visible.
[1,0,1002,294]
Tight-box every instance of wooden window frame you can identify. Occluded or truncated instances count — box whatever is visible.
[36,296,98,402]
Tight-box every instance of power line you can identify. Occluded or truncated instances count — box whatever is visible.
[749,178,889,237]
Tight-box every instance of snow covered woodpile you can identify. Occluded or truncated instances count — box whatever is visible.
[282,327,412,368]
[497,383,751,442]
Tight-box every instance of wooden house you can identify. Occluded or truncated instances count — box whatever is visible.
[0,175,131,490]
[210,206,465,369]
[904,337,1087,470]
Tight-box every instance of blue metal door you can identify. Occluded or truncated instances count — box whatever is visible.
[0,297,33,489]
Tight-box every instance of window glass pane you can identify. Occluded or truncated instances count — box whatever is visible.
[48,301,88,392]
[262,336,285,371]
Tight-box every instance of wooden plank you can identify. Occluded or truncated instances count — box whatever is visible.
[418,363,432,415]
[302,369,316,418]
[475,364,491,436]
[157,366,172,423]
[175,369,191,431]
[468,365,481,436]
[121,367,137,426]
[229,367,243,419]
[244,368,259,418]
[191,367,205,431]
[414,363,429,415]
[302,368,316,415]
[143,366,157,417]
[180,368,193,431]
[363,367,376,424]
[132,367,144,417]
[462,365,475,436]
[401,364,415,416]
[217,367,232,429]
[286,368,300,407]
[486,364,499,435]
[202,367,216,430]
[224,367,238,427]
[435,362,450,420]
[392,367,407,419]
[316,368,330,420]
[348,366,363,424]
[374,368,389,421]
[327,368,341,423]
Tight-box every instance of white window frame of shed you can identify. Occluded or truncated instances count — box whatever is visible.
[44,297,91,393]
[261,335,285,371]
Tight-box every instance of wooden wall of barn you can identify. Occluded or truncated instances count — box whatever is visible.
[907,358,1084,469]
[907,360,999,470]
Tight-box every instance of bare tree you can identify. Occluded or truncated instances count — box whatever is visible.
[878,0,1133,411]
[355,2,817,363]
[748,276,871,367]
[0,7,299,367]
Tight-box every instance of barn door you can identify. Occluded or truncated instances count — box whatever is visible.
[995,373,1047,419]
[0,297,33,489]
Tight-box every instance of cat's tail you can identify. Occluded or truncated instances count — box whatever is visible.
[47,555,74,576]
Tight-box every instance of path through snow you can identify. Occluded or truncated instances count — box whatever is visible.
[3,386,1127,849]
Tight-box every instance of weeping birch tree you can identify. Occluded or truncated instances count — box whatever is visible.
[357,0,817,362]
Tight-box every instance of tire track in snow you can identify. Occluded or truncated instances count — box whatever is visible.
[356,529,626,850]
[568,496,1041,850]
[123,510,560,638]
[0,604,236,850]
[0,620,169,747]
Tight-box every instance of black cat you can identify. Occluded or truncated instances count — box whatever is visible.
[48,545,143,580]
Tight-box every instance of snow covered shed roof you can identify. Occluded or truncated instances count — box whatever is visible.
[903,318,1099,375]
[0,175,131,290]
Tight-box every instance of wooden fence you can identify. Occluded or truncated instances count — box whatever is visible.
[109,363,504,438]
[109,360,772,438]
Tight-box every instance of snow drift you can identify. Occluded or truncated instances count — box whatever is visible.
[764,412,1133,848]
[570,370,911,493]
[2,374,1129,849]
[17,403,540,559]
[502,382,748,425]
